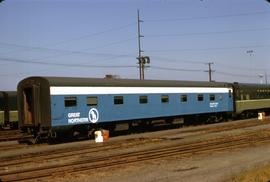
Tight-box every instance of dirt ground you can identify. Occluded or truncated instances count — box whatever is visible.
[49,121,270,182]
[2,120,270,182]
[51,143,270,182]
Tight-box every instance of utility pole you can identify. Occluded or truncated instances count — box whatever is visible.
[205,62,214,82]
[136,9,150,80]
[137,9,143,80]
[246,50,254,72]
[265,72,268,84]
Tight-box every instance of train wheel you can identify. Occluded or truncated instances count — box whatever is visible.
[25,135,41,144]
[87,128,96,139]
[47,131,57,144]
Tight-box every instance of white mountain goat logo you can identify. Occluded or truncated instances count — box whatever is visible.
[88,108,99,123]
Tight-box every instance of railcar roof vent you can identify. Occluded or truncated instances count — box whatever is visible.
[104,74,121,79]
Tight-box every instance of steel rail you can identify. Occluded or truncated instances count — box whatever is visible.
[1,131,270,181]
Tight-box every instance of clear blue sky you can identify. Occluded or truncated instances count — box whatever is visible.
[0,0,269,90]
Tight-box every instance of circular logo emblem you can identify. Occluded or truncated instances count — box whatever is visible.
[88,108,99,123]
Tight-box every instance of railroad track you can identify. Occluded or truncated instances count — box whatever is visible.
[1,128,270,182]
[0,118,269,181]
[0,137,160,166]
[0,130,32,142]
[0,130,20,139]
[0,118,268,158]
[0,137,162,181]
[181,118,270,134]
[0,143,29,151]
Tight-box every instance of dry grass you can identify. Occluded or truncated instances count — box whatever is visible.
[232,164,270,182]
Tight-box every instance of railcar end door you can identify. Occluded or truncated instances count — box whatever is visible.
[22,85,41,126]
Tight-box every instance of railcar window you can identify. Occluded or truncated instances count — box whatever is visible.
[210,94,215,101]
[180,95,187,102]
[114,96,124,105]
[65,97,77,107]
[87,97,98,106]
[197,94,204,101]
[139,96,148,104]
[161,95,169,103]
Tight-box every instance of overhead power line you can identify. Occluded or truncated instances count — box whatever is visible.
[42,22,137,47]
[215,71,258,78]
[0,41,135,58]
[149,56,268,74]
[145,27,270,38]
[0,23,136,56]
[214,62,266,72]
[0,41,135,65]
[151,66,269,80]
[2,56,265,80]
[0,67,56,77]
[152,56,210,65]
[151,66,204,72]
[90,37,137,51]
[146,44,270,53]
[0,57,136,69]
[145,11,270,22]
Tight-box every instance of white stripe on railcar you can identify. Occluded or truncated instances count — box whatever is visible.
[50,86,233,95]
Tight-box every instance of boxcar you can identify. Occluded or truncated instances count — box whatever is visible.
[17,76,234,141]
[0,91,18,129]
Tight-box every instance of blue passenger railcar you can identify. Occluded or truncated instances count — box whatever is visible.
[17,76,234,140]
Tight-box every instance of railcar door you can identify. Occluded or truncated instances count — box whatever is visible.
[3,92,9,126]
[0,92,5,126]
[22,85,41,126]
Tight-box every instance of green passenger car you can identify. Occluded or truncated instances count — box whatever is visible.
[233,83,270,117]
[0,91,18,129]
